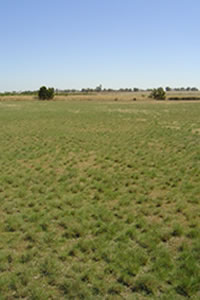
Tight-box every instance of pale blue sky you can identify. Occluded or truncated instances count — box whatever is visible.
[1,0,200,91]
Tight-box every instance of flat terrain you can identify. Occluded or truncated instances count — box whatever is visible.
[0,99,200,299]
[1,90,200,102]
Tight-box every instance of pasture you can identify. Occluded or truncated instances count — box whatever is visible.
[0,98,200,299]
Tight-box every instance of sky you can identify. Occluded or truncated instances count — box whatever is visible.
[1,0,200,91]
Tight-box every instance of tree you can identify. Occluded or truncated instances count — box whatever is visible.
[47,88,54,99]
[165,86,171,92]
[38,86,54,100]
[150,87,166,100]
[95,84,102,92]
[191,87,198,91]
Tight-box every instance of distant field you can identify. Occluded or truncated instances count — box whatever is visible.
[0,100,200,299]
[1,90,200,102]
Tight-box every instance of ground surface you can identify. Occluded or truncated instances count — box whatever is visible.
[0,99,200,299]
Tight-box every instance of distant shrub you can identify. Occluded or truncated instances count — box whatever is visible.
[165,86,171,91]
[150,88,166,100]
[38,86,54,100]
[169,97,200,101]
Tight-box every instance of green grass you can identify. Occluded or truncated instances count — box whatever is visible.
[0,100,200,299]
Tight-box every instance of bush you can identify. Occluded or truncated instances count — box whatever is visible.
[150,88,166,100]
[169,97,200,101]
[38,86,54,100]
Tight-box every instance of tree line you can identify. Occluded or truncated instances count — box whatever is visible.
[38,86,166,100]
[0,86,199,101]
[0,85,199,97]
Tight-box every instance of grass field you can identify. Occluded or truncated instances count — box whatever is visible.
[0,99,200,299]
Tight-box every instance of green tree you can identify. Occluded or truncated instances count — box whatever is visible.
[47,88,54,99]
[38,86,54,100]
[165,86,171,92]
[150,87,166,100]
